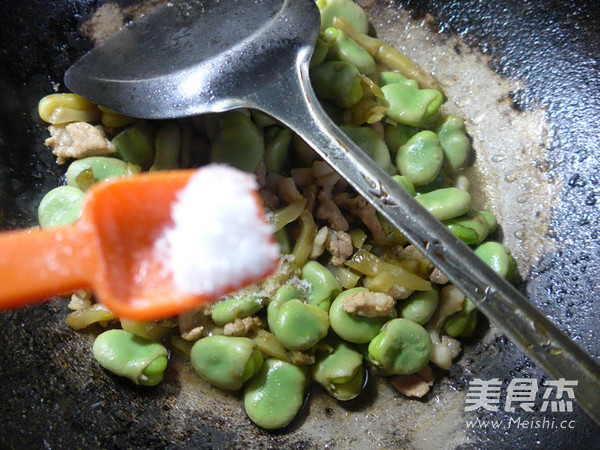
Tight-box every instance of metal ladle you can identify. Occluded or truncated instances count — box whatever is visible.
[65,0,600,423]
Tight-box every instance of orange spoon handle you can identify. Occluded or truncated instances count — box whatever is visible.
[0,222,97,310]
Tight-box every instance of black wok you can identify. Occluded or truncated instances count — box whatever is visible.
[0,0,599,448]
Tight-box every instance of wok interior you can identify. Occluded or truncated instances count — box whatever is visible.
[0,0,598,447]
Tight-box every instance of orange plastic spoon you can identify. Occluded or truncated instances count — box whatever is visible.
[0,169,278,320]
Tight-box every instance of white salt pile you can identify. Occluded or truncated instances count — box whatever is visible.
[154,164,280,296]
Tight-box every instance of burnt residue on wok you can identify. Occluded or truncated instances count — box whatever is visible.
[0,0,599,448]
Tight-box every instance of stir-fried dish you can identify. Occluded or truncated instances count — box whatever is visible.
[35,0,515,430]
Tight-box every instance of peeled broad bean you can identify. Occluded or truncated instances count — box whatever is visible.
[392,175,417,196]
[112,124,155,169]
[323,27,375,75]
[272,284,304,304]
[416,170,451,194]
[302,261,341,311]
[264,126,291,173]
[329,288,395,344]
[210,111,264,172]
[415,187,471,221]
[396,131,444,186]
[38,185,84,228]
[150,122,181,171]
[480,210,498,233]
[397,288,439,325]
[190,335,263,390]
[340,124,393,172]
[475,241,516,281]
[444,209,491,245]
[444,298,478,338]
[436,115,471,174]
[311,61,363,108]
[382,83,443,127]
[92,329,168,386]
[368,318,432,375]
[244,358,307,430]
[384,123,418,156]
[211,295,264,326]
[268,299,329,351]
[379,71,418,89]
[310,35,330,68]
[311,340,364,400]
[66,156,141,190]
[317,0,369,34]
[38,93,99,124]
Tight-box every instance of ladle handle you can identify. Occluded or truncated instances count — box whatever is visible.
[255,53,600,424]
[0,223,95,309]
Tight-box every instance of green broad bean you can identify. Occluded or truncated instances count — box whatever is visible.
[340,124,393,172]
[384,123,418,156]
[379,71,418,89]
[323,27,375,75]
[444,209,491,245]
[264,126,291,173]
[310,34,330,68]
[396,131,444,186]
[329,288,395,344]
[367,318,432,375]
[111,123,155,169]
[392,175,417,196]
[474,241,516,281]
[244,358,307,430]
[397,288,439,325]
[311,61,363,108]
[446,223,478,246]
[292,134,319,166]
[268,299,329,351]
[210,111,264,172]
[66,156,141,190]
[415,170,451,194]
[250,110,278,129]
[302,261,341,311]
[444,298,478,338]
[317,0,369,34]
[311,340,364,400]
[382,83,443,127]
[272,284,304,305]
[415,187,471,221]
[190,335,263,390]
[150,122,181,171]
[480,210,498,233]
[38,185,84,228]
[436,115,471,174]
[92,329,168,386]
[211,295,264,326]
